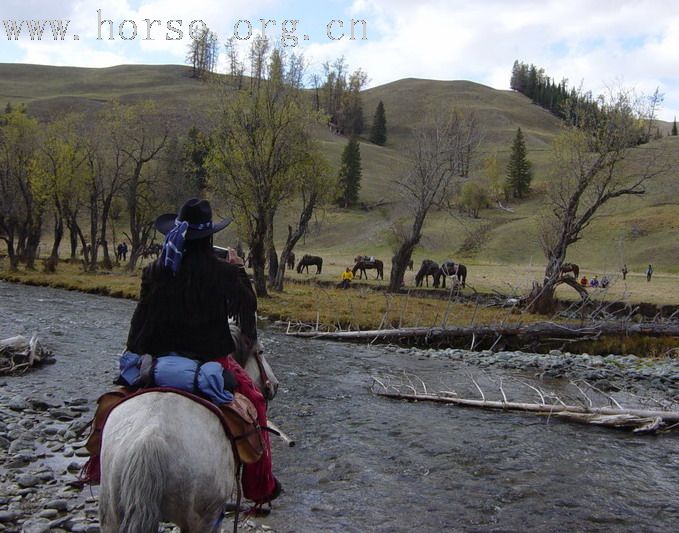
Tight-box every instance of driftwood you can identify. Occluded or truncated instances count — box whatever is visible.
[288,321,679,350]
[0,335,54,375]
[371,374,679,434]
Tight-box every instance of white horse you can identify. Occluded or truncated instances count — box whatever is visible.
[99,326,278,533]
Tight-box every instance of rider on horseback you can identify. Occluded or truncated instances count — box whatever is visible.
[126,198,282,509]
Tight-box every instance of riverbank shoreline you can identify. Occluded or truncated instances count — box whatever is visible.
[2,263,678,357]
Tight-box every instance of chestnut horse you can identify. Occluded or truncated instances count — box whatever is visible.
[353,255,384,280]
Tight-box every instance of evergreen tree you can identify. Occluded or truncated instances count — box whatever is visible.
[337,137,362,207]
[506,127,532,199]
[369,100,387,145]
[672,117,678,136]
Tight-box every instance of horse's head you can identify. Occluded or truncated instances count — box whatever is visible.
[229,324,279,401]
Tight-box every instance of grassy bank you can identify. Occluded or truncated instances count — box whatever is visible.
[0,259,544,331]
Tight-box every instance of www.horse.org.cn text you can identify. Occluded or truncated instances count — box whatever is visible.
[1,10,368,47]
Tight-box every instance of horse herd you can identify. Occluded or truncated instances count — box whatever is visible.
[290,253,467,288]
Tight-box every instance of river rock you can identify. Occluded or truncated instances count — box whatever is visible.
[16,474,41,488]
[0,511,20,523]
[20,517,51,533]
[8,397,29,411]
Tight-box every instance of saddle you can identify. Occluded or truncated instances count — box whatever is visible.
[79,387,263,485]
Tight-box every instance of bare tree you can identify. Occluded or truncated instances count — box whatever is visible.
[273,154,332,292]
[528,88,671,314]
[388,111,480,291]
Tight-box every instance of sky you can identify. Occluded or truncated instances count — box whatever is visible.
[1,0,679,121]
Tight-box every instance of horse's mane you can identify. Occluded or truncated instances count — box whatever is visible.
[229,323,263,368]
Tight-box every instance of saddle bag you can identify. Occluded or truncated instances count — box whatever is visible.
[219,392,264,464]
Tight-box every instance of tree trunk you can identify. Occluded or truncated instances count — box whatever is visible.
[250,221,268,297]
[45,211,63,273]
[388,221,423,292]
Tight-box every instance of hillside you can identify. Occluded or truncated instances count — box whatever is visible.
[1,63,677,276]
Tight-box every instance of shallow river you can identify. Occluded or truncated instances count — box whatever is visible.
[2,281,678,533]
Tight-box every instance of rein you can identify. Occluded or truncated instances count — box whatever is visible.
[251,348,273,402]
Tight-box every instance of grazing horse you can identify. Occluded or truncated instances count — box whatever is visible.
[353,255,384,280]
[286,252,295,270]
[435,260,467,289]
[408,259,414,271]
[415,260,439,287]
[296,254,323,274]
[560,262,580,279]
[99,325,278,533]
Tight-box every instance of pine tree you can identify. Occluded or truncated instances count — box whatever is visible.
[337,137,362,207]
[369,100,387,145]
[506,127,532,199]
[672,117,678,136]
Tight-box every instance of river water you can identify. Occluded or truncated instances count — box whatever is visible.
[1,280,678,533]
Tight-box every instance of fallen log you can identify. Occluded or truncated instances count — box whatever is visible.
[288,321,679,350]
[0,335,54,375]
[372,388,679,433]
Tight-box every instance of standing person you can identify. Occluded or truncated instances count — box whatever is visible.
[621,264,628,280]
[646,264,653,282]
[125,198,281,509]
[339,267,353,289]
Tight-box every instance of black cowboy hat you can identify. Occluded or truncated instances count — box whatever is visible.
[155,198,231,240]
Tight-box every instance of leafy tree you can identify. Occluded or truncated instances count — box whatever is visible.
[483,152,510,203]
[370,100,387,145]
[321,58,367,135]
[459,181,489,218]
[337,137,362,208]
[506,127,532,198]
[0,107,42,269]
[35,114,88,272]
[209,45,324,297]
[103,101,169,270]
[672,117,678,136]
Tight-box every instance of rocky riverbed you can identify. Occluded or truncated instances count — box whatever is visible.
[0,386,272,533]
[3,280,679,533]
[3,346,678,533]
[407,346,679,402]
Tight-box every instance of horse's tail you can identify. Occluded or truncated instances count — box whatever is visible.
[118,429,168,533]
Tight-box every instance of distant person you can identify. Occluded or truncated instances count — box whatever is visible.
[339,267,353,289]
[646,264,653,282]
[601,275,610,289]
[621,264,628,280]
[590,275,599,288]
[580,276,588,287]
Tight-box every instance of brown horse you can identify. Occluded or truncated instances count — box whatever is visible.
[297,254,322,274]
[561,263,580,279]
[435,261,467,288]
[353,255,384,280]
[415,260,439,287]
[286,252,295,270]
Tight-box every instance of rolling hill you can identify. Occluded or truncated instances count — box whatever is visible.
[1,63,677,275]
